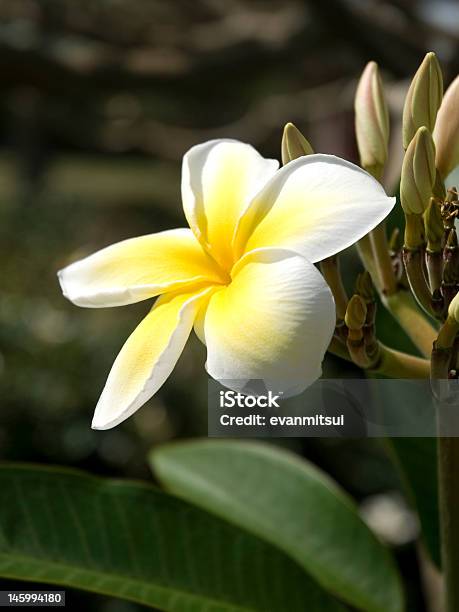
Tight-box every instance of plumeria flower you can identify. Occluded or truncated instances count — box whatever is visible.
[58,139,394,429]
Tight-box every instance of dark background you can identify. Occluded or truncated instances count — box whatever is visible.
[1,0,457,609]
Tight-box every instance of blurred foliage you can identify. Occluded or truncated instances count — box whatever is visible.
[1,0,459,609]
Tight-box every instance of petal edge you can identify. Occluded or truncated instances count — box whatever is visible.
[235,154,395,262]
[92,287,212,430]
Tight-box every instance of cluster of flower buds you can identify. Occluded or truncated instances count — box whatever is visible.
[397,53,459,323]
[282,53,459,378]
[344,272,380,369]
[352,51,459,378]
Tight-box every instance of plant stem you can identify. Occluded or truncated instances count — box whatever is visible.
[384,291,438,358]
[437,431,459,612]
[431,318,459,612]
[356,236,380,292]
[369,221,398,295]
[436,317,459,350]
[328,337,430,378]
[426,250,443,293]
[320,256,348,320]
[368,344,430,378]
[403,248,436,317]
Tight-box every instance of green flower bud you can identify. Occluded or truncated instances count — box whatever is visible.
[281,123,314,164]
[424,198,444,252]
[433,75,459,179]
[402,52,443,150]
[354,61,389,178]
[448,291,459,324]
[345,295,367,331]
[400,126,436,215]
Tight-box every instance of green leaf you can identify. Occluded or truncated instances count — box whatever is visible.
[0,463,346,612]
[385,437,441,567]
[151,440,404,612]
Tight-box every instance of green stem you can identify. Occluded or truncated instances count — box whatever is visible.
[433,171,447,200]
[369,221,398,295]
[426,250,443,294]
[356,236,381,292]
[328,338,430,378]
[384,291,438,358]
[403,248,436,318]
[368,344,430,378]
[320,256,348,320]
[436,317,459,350]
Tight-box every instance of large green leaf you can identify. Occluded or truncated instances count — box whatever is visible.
[151,440,404,612]
[385,437,440,567]
[0,463,346,612]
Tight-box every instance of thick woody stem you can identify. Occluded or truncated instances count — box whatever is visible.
[437,435,459,612]
[431,316,459,612]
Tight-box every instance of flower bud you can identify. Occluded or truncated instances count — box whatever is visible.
[354,61,389,177]
[402,52,443,150]
[448,291,459,323]
[345,295,367,331]
[281,122,314,164]
[424,198,444,252]
[400,126,436,215]
[433,75,459,179]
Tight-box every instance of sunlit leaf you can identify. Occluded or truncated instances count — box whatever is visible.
[152,440,404,612]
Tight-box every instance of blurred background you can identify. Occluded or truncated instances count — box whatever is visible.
[1,0,458,609]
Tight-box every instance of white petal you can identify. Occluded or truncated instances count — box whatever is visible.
[203,248,335,395]
[234,154,395,262]
[58,228,224,308]
[433,74,459,179]
[92,288,211,430]
[181,139,278,269]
